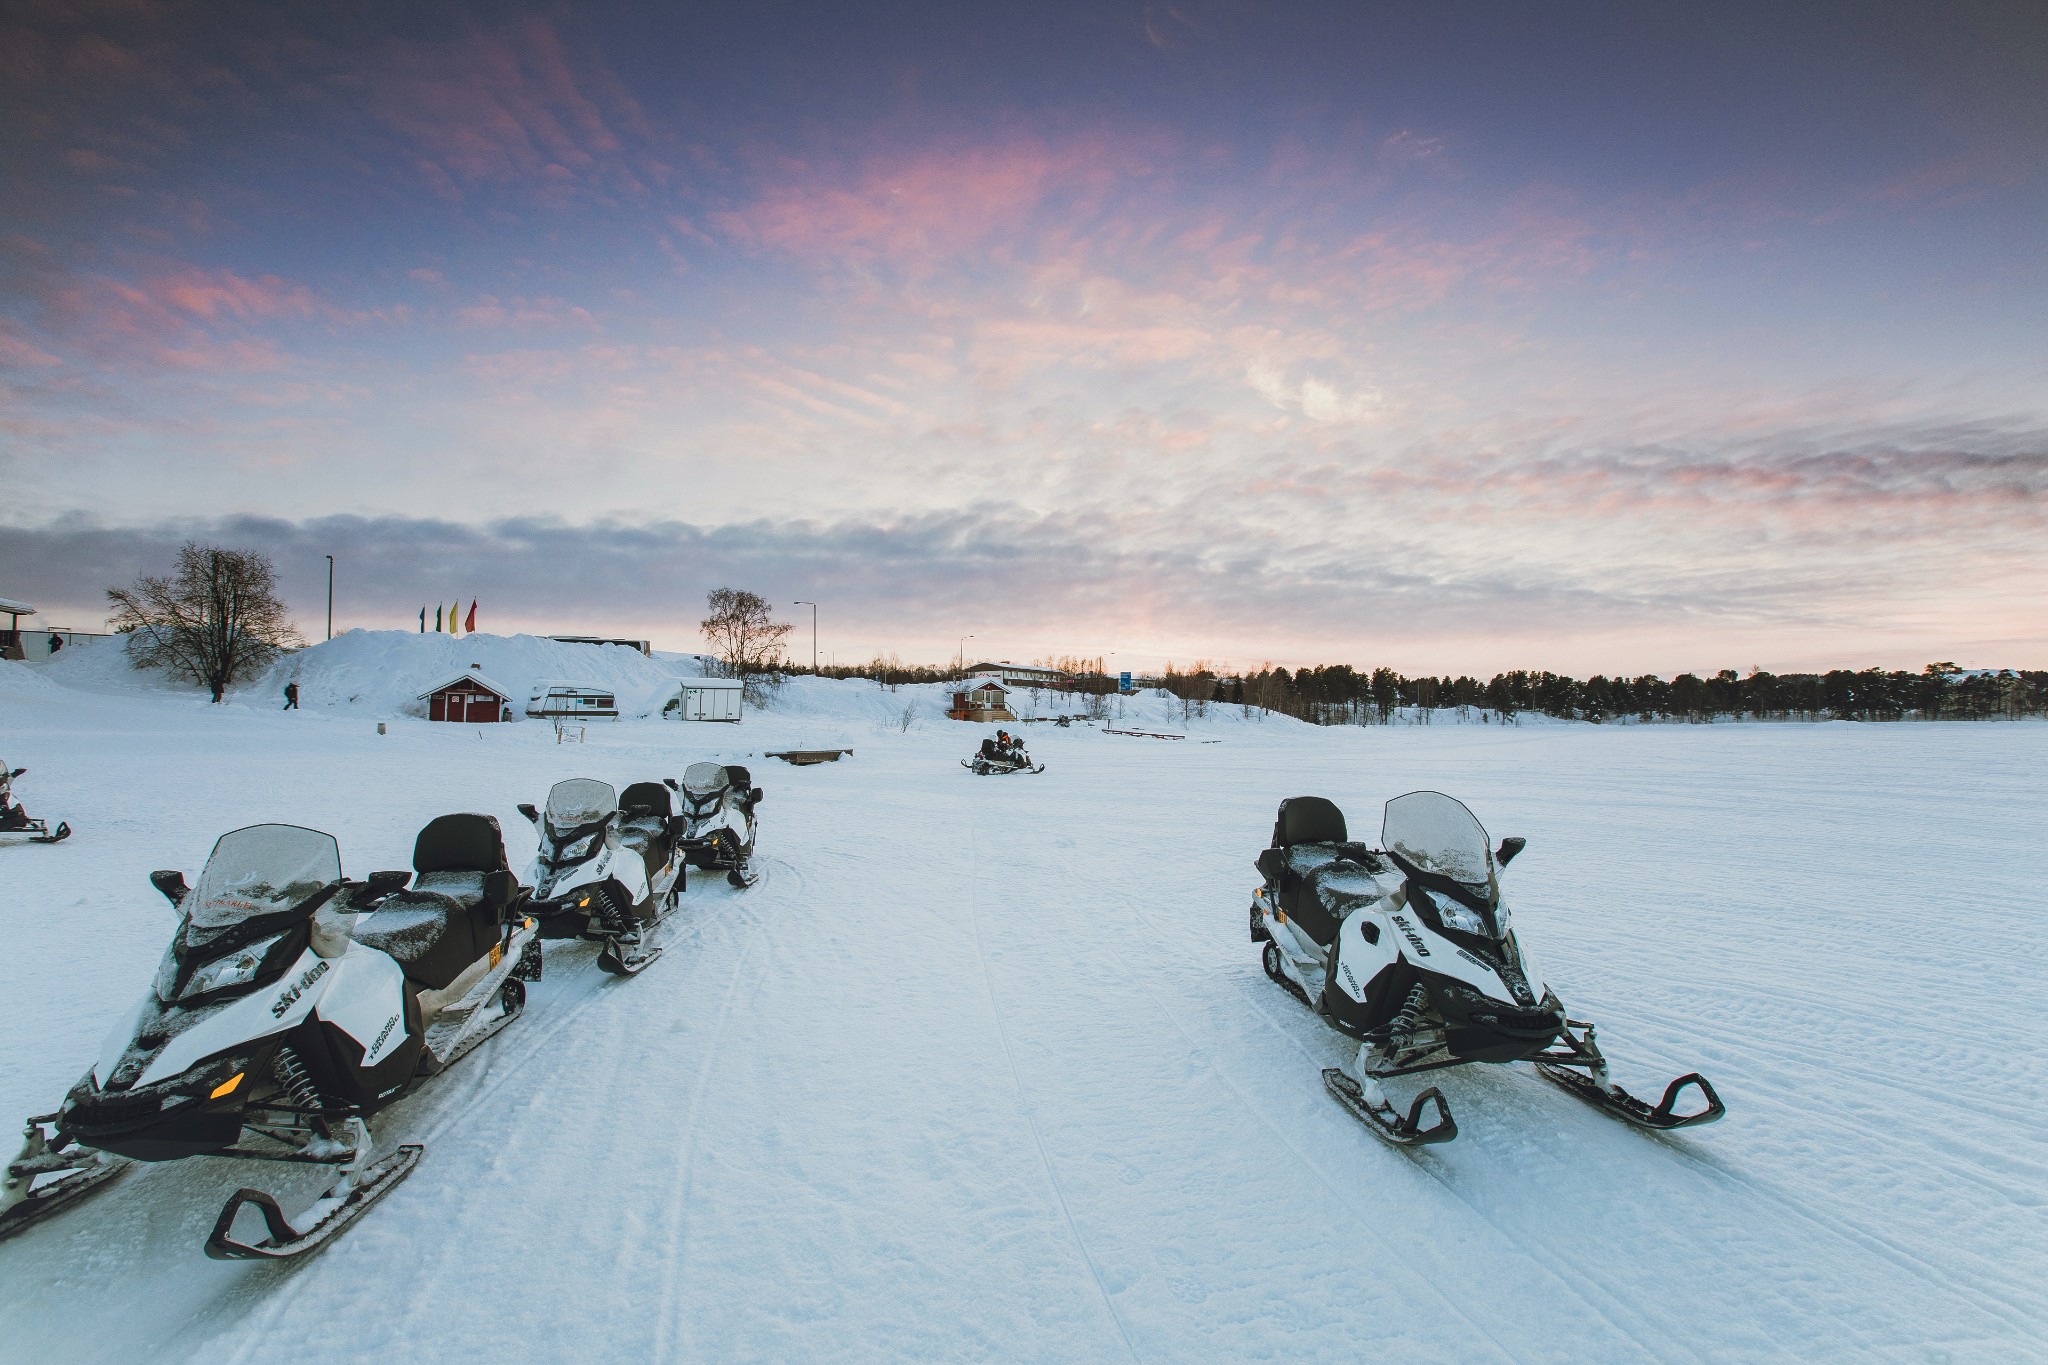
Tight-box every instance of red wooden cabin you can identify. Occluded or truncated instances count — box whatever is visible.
[418,670,511,723]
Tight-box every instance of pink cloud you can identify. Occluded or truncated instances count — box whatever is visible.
[714,134,1133,268]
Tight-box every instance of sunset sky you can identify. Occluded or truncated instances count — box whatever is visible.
[3,1,2043,674]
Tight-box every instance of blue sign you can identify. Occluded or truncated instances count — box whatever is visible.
[1119,671,1133,693]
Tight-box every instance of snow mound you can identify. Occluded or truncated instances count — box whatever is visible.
[0,659,64,698]
[256,630,699,718]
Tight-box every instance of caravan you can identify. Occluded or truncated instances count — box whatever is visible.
[525,682,619,721]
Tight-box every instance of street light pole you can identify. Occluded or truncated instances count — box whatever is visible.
[325,555,334,641]
[959,633,974,676]
[793,601,817,672]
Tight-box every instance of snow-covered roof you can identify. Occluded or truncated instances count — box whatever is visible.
[0,597,35,616]
[528,679,614,694]
[672,675,744,690]
[416,670,512,700]
[967,661,1066,678]
[960,678,1007,694]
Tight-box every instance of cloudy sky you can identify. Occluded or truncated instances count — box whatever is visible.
[2,1,2043,674]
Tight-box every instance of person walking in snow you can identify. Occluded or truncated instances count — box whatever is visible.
[283,681,300,711]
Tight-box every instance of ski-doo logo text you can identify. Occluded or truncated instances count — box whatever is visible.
[1390,915,1431,957]
[270,960,329,1018]
[369,1012,400,1059]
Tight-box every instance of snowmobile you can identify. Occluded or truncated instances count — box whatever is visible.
[1250,791,1724,1146]
[962,734,1043,776]
[674,762,763,888]
[0,816,541,1258]
[517,778,685,973]
[0,763,69,845]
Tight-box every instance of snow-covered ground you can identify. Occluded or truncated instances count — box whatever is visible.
[2,638,2044,1362]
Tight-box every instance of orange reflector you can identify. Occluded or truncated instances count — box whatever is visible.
[490,943,503,968]
[209,1072,244,1099]
[1275,910,1287,924]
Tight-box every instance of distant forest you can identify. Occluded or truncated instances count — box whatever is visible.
[801,657,2048,724]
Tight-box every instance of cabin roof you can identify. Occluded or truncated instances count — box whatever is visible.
[417,670,511,701]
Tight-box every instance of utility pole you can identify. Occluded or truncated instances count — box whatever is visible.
[325,555,334,641]
[958,633,974,677]
[793,601,817,672]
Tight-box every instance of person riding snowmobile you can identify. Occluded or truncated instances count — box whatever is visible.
[0,763,68,843]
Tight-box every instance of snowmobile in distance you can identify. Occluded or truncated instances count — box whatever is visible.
[1250,791,1723,1146]
[517,777,685,973]
[0,763,69,845]
[675,762,763,888]
[962,731,1043,776]
[0,816,541,1259]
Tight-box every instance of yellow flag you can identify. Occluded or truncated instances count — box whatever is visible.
[448,601,458,634]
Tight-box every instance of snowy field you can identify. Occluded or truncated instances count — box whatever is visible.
[1,639,2044,1362]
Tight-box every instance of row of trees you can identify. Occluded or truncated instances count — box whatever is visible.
[1146,661,2048,724]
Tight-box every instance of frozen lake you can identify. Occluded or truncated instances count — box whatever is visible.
[3,661,2044,1362]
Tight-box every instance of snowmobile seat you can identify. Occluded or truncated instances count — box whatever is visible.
[618,781,678,877]
[352,814,511,991]
[1259,797,1355,947]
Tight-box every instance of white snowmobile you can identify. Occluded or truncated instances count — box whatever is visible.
[962,733,1043,776]
[0,763,70,845]
[517,777,685,973]
[675,762,763,888]
[1251,791,1723,1146]
[0,816,541,1258]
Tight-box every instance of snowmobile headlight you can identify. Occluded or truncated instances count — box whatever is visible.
[554,832,599,861]
[178,932,287,1001]
[1418,889,1490,939]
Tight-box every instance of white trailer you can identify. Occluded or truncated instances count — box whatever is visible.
[664,676,745,722]
[525,681,620,720]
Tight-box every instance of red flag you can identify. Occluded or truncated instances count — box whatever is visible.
[465,600,477,633]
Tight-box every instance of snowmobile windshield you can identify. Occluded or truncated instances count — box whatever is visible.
[546,778,617,829]
[682,762,728,795]
[187,824,342,930]
[1383,792,1493,887]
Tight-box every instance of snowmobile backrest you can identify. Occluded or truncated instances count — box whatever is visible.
[620,781,672,818]
[412,813,509,876]
[1274,796,1347,848]
[724,764,752,792]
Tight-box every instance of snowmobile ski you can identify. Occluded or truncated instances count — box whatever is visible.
[1530,1018,1724,1131]
[726,863,760,888]
[0,1122,130,1243]
[1533,1062,1723,1130]
[0,820,70,845]
[205,1143,422,1260]
[1322,1069,1457,1146]
[960,758,1045,775]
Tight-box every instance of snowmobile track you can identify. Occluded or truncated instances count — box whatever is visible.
[968,830,1143,1364]
[1113,899,1655,1361]
[650,858,791,1365]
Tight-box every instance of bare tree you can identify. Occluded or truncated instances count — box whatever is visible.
[107,543,302,702]
[699,588,792,680]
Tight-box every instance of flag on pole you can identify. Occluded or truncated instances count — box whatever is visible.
[434,605,443,632]
[418,607,425,634]
[448,601,458,635]
[465,600,477,633]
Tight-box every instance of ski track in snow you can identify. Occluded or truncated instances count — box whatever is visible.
[2,654,2045,1362]
[967,825,1144,1362]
